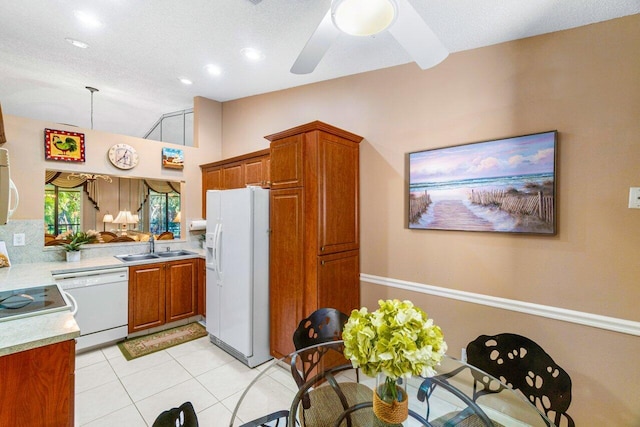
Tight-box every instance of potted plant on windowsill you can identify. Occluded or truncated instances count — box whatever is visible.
[342,299,447,424]
[60,230,99,262]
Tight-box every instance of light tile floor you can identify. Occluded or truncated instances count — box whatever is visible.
[75,337,459,427]
[75,335,281,426]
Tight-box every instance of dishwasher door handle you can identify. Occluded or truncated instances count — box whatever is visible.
[63,291,78,316]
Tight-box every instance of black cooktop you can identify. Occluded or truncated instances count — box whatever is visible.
[0,284,70,321]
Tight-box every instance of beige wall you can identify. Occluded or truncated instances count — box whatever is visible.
[220,15,640,426]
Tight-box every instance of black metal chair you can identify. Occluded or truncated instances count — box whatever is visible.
[152,401,198,427]
[290,308,371,427]
[466,333,575,427]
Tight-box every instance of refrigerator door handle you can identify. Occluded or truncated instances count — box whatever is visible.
[212,222,220,273]
[214,222,223,281]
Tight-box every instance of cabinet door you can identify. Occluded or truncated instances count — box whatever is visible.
[270,134,304,189]
[166,259,197,322]
[269,188,304,358]
[317,250,360,316]
[204,167,222,190]
[318,133,360,254]
[129,264,166,333]
[222,162,244,189]
[202,167,222,218]
[0,340,75,426]
[244,156,266,187]
[197,258,206,317]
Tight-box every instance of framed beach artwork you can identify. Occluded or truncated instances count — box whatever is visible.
[162,147,184,169]
[44,128,85,162]
[408,131,557,235]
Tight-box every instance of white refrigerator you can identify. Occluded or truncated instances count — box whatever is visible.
[205,187,271,368]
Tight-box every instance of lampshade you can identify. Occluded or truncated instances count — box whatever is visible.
[102,213,114,223]
[113,210,135,224]
[131,214,139,224]
[173,211,181,223]
[331,0,397,36]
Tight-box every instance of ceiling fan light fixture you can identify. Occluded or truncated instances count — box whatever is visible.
[331,0,397,36]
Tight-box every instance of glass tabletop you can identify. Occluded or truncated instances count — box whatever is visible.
[229,341,554,427]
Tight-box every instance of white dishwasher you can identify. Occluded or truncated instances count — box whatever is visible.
[53,267,129,351]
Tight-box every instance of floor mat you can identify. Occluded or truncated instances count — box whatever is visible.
[118,322,208,360]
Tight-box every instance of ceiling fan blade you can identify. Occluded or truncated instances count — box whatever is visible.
[290,10,340,74]
[389,0,448,69]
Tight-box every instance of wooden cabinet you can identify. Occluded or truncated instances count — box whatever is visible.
[129,258,198,333]
[266,121,363,359]
[200,149,270,218]
[197,257,206,317]
[0,340,75,426]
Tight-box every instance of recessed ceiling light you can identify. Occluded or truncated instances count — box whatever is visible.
[241,47,265,62]
[74,10,103,28]
[65,38,89,49]
[204,64,222,76]
[178,78,193,85]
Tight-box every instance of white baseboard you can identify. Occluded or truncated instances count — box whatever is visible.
[360,273,640,336]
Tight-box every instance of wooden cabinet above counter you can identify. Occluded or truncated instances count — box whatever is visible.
[200,148,270,218]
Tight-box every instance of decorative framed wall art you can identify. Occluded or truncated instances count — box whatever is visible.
[409,131,557,235]
[162,147,184,169]
[44,128,85,162]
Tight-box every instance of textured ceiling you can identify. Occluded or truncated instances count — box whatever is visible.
[0,1,638,138]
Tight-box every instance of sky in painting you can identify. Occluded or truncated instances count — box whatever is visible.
[410,132,556,184]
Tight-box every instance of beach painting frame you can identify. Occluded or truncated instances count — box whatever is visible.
[409,131,557,234]
[162,147,184,169]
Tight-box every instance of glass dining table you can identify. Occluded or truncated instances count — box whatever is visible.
[229,341,554,427]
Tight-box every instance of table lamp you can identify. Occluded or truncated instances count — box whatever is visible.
[113,210,135,235]
[102,212,113,232]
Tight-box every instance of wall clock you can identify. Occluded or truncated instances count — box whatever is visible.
[108,143,139,170]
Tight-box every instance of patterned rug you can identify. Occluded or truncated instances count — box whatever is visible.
[118,322,208,360]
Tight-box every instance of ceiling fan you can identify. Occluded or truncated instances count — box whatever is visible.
[290,0,449,74]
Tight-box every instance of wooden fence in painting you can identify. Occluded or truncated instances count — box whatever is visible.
[469,189,554,224]
[409,191,432,223]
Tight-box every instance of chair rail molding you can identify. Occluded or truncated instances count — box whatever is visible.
[360,273,640,337]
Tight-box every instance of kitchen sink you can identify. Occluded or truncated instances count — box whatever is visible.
[155,250,196,257]
[115,250,196,262]
[116,253,160,262]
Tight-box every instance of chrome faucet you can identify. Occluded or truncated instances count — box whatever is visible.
[149,235,155,253]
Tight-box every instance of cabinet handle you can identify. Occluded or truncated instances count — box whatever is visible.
[321,260,325,265]
[321,246,325,252]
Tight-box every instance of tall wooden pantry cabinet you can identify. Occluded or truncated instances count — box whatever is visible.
[265,121,363,359]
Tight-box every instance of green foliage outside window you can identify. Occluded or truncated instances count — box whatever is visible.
[44,184,82,235]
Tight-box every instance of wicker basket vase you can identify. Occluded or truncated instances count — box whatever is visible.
[372,373,408,425]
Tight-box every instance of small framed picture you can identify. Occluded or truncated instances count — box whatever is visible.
[162,147,184,169]
[44,128,85,162]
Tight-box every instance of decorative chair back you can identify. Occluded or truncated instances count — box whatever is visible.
[466,333,575,427]
[152,401,198,427]
[291,308,349,409]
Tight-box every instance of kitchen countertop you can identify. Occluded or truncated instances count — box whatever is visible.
[0,248,205,357]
